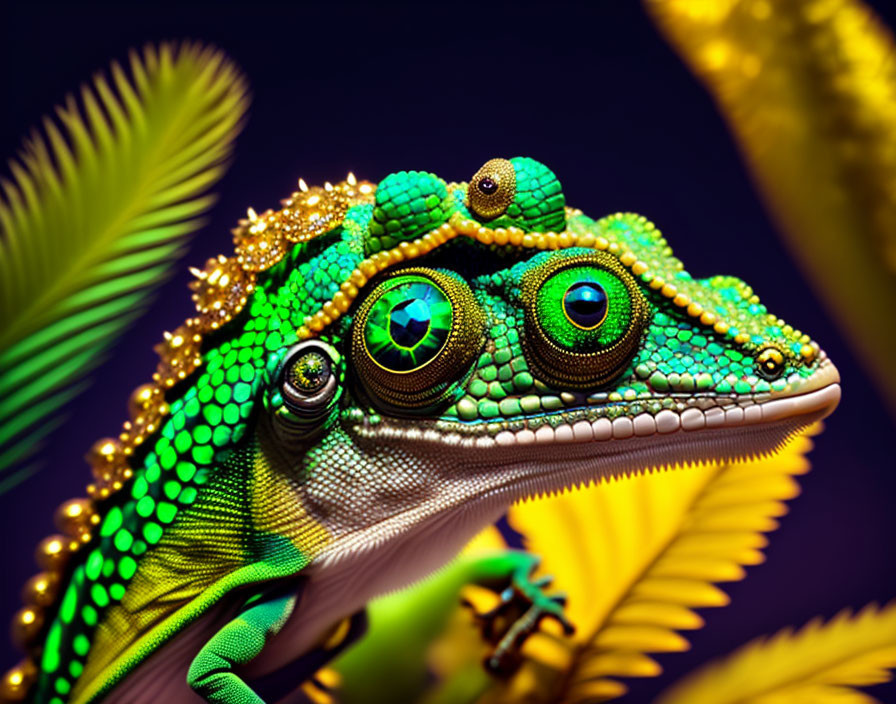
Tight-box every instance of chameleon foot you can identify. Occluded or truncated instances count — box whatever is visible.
[465,552,574,676]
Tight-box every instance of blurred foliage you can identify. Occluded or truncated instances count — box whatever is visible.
[645,0,896,419]
[0,43,249,490]
[334,428,896,703]
[656,603,896,704]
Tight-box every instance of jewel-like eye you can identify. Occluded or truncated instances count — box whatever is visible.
[521,251,650,389]
[280,341,341,419]
[755,345,786,380]
[467,158,516,221]
[352,269,486,410]
[563,281,608,330]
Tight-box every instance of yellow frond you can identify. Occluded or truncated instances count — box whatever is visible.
[486,427,817,703]
[656,602,896,704]
[644,0,896,416]
[0,42,249,488]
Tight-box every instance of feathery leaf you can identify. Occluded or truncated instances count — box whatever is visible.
[476,428,818,703]
[656,602,896,704]
[644,0,896,419]
[0,42,249,487]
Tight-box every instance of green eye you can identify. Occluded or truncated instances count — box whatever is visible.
[352,269,486,410]
[363,279,453,372]
[521,252,649,389]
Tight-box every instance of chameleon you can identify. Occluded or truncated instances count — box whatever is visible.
[1,157,840,703]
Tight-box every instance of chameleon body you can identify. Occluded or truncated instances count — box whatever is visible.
[4,158,840,703]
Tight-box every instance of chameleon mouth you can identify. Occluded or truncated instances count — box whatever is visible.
[353,355,840,457]
[487,356,840,447]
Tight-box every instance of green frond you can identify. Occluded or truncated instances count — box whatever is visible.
[656,601,896,704]
[0,42,250,488]
[476,427,819,704]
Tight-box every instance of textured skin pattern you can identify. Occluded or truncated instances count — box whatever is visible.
[367,172,453,254]
[13,157,834,704]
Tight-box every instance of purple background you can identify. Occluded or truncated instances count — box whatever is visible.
[2,3,895,701]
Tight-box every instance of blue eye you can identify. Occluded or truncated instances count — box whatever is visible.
[563,280,608,330]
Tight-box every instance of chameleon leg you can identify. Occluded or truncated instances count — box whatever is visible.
[187,589,297,704]
[465,551,574,675]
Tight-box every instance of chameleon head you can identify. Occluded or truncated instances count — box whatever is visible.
[263,156,839,555]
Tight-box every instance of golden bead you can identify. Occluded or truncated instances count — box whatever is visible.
[34,534,76,571]
[1,660,36,701]
[332,292,351,313]
[298,326,312,340]
[595,236,610,250]
[714,321,730,335]
[578,232,596,247]
[631,261,649,276]
[558,231,573,248]
[673,293,691,308]
[127,383,158,420]
[11,607,43,649]
[359,260,377,277]
[322,301,340,319]
[649,277,665,290]
[661,283,678,298]
[619,251,637,267]
[21,572,58,609]
[687,302,704,317]
[85,437,129,486]
[700,312,717,326]
[493,228,509,246]
[473,227,490,245]
[53,498,95,538]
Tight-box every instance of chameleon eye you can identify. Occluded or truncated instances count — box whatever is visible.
[467,158,516,221]
[352,269,486,410]
[563,281,609,330]
[755,344,786,380]
[521,251,650,389]
[279,341,341,420]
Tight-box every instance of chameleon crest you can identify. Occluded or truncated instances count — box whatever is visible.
[4,158,839,703]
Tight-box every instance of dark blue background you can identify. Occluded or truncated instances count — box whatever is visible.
[2,3,895,702]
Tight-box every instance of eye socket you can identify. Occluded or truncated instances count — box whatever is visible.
[279,341,341,419]
[352,269,486,410]
[755,345,786,380]
[521,252,650,389]
[467,158,516,221]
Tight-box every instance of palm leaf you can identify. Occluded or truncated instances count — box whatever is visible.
[656,602,896,704]
[476,427,818,703]
[0,42,249,488]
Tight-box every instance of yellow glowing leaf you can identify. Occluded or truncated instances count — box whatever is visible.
[489,427,817,703]
[645,0,896,416]
[656,603,896,704]
[0,43,249,489]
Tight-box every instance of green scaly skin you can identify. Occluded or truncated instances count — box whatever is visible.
[13,157,839,703]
